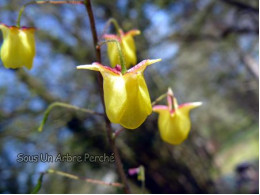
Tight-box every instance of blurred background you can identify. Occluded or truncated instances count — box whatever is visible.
[0,0,259,193]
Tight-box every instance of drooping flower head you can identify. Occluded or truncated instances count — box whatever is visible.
[104,29,140,69]
[77,59,161,129]
[0,24,36,69]
[153,88,202,145]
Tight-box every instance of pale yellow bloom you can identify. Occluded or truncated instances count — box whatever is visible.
[77,59,161,129]
[0,24,36,69]
[104,29,140,69]
[153,88,202,145]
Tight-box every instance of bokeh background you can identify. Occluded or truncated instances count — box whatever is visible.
[0,0,259,193]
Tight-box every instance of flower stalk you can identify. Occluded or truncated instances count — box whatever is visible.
[151,92,168,106]
[105,18,121,35]
[84,0,131,193]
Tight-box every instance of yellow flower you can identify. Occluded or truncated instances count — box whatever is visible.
[153,88,202,145]
[77,59,161,129]
[0,24,36,69]
[104,29,140,69]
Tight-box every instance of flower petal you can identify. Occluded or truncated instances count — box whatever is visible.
[127,59,161,74]
[121,33,137,68]
[158,110,191,145]
[178,102,203,115]
[103,34,120,40]
[77,63,121,75]
[153,105,169,112]
[118,72,152,129]
[104,74,127,124]
[125,29,141,37]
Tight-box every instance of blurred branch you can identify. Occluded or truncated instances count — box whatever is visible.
[46,169,124,188]
[15,69,59,103]
[17,1,85,27]
[241,54,259,80]
[0,107,41,120]
[170,27,258,43]
[0,132,36,143]
[219,0,259,13]
[221,27,259,37]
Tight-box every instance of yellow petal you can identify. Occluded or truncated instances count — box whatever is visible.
[178,102,203,115]
[127,59,161,74]
[121,34,136,68]
[77,63,128,123]
[0,25,36,69]
[105,38,121,68]
[153,105,168,113]
[155,102,202,145]
[103,74,127,124]
[118,72,152,129]
[158,110,191,145]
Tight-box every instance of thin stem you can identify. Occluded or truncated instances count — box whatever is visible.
[16,1,35,27]
[38,101,103,132]
[84,0,131,193]
[45,102,103,116]
[16,0,85,27]
[98,40,126,74]
[102,18,121,36]
[47,169,124,188]
[84,0,100,62]
[151,93,167,106]
[109,18,121,34]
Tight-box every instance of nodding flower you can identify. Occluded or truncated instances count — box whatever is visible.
[104,29,140,69]
[0,24,36,69]
[77,59,161,129]
[153,88,202,145]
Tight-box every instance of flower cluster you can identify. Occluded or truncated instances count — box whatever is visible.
[0,17,202,145]
[77,25,202,144]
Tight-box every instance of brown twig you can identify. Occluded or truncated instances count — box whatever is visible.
[36,0,85,4]
[84,0,131,193]
[47,169,124,188]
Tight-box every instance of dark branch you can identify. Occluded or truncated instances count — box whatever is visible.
[170,27,258,43]
[220,0,259,13]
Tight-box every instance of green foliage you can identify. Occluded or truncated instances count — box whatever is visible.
[30,173,44,194]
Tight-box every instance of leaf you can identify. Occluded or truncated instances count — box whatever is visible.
[30,173,44,194]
